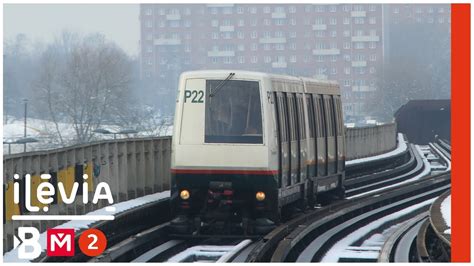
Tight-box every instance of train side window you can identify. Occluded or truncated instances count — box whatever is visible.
[327,98,335,137]
[278,93,288,142]
[297,95,306,140]
[313,94,322,138]
[306,94,315,138]
[287,94,297,141]
[318,96,327,138]
[335,97,343,135]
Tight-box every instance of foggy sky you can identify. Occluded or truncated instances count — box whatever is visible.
[4,4,139,56]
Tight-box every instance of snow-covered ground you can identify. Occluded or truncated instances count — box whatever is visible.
[320,198,436,262]
[3,190,170,262]
[3,116,173,155]
[440,194,451,234]
[346,133,407,167]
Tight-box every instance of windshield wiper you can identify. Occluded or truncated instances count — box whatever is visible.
[209,72,235,98]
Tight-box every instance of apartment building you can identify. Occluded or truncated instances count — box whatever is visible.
[139,4,449,118]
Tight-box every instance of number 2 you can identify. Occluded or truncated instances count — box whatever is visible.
[88,234,98,250]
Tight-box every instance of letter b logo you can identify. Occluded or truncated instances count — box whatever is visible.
[14,227,41,260]
[47,229,75,257]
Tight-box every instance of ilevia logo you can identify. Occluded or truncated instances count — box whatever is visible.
[11,173,113,260]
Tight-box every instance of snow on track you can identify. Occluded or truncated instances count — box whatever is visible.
[440,194,451,234]
[345,133,407,167]
[167,239,252,262]
[346,144,431,199]
[320,198,436,262]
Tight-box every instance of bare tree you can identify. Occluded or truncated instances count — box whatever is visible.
[35,31,133,144]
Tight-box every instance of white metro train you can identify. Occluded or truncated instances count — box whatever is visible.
[170,70,345,235]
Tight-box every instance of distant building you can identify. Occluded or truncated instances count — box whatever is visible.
[139,4,450,118]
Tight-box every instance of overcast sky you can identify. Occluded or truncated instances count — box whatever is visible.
[4,4,140,56]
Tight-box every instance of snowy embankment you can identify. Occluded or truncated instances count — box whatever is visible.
[440,194,451,234]
[346,133,407,167]
[3,116,173,155]
[3,190,170,262]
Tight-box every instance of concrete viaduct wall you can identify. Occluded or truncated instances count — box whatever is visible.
[3,123,396,252]
[345,123,397,161]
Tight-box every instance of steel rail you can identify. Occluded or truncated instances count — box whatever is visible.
[244,172,450,262]
[378,212,429,262]
[37,198,171,262]
[346,144,425,197]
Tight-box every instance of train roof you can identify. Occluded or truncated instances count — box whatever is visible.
[179,70,338,86]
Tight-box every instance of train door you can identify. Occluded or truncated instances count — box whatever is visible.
[275,92,290,188]
[334,96,345,173]
[313,94,327,177]
[323,95,337,175]
[305,94,317,178]
[287,93,299,185]
[296,94,306,183]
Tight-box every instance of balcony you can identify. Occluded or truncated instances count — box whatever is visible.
[219,25,235,32]
[154,38,181,45]
[259,37,287,44]
[166,14,181,20]
[351,35,380,42]
[312,48,340,55]
[352,85,373,92]
[272,62,287,68]
[351,11,366,17]
[206,4,234,7]
[312,24,328,31]
[271,12,287,19]
[314,74,328,80]
[351,61,367,67]
[207,50,235,57]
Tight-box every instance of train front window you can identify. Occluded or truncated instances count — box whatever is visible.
[205,80,263,144]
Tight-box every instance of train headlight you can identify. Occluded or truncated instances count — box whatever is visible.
[256,191,266,201]
[180,189,190,200]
